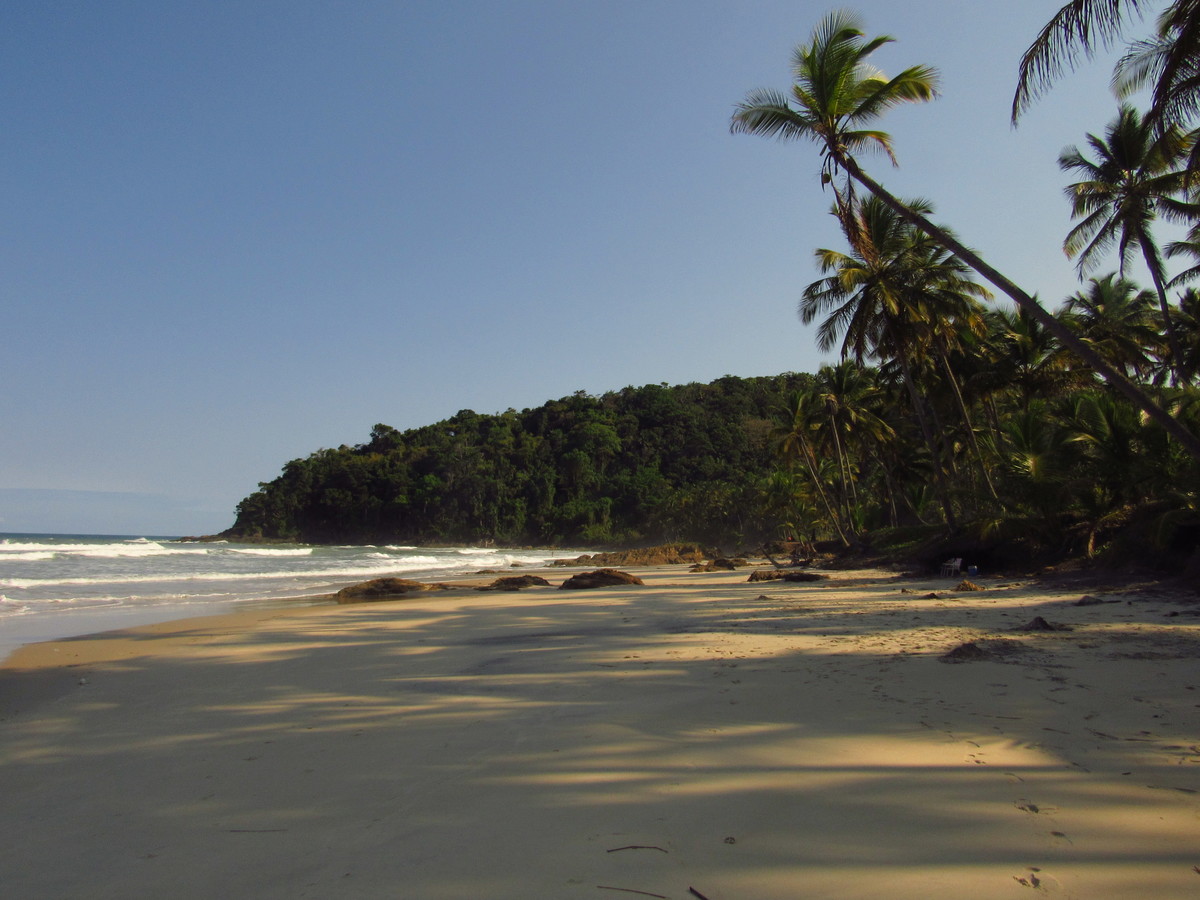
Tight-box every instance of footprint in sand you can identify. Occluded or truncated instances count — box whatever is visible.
[1014,866,1064,892]
[1015,799,1057,815]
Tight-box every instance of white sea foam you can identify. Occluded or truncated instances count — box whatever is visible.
[0,539,201,558]
[224,547,314,557]
[0,533,588,660]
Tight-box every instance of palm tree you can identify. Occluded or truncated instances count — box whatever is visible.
[772,388,850,546]
[1060,273,1161,377]
[729,9,936,237]
[802,194,959,526]
[814,361,894,521]
[899,231,1001,503]
[1013,1,1200,131]
[1167,287,1200,379]
[732,10,1200,460]
[1058,104,1191,382]
[981,307,1083,410]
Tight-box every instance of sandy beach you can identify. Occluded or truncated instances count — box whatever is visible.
[1,564,1198,898]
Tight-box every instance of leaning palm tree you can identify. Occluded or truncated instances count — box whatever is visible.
[729,9,936,239]
[1059,104,1191,382]
[732,10,1200,459]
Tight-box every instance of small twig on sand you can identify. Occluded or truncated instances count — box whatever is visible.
[688,888,713,900]
[596,887,668,898]
[606,845,668,853]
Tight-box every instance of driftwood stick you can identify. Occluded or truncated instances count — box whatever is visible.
[596,887,668,899]
[760,546,788,569]
[226,829,288,833]
[688,888,713,900]
[606,845,668,854]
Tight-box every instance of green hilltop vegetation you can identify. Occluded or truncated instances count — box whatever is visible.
[228,7,1200,570]
[224,376,807,547]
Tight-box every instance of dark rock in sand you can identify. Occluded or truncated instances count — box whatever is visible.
[1012,616,1072,632]
[336,577,451,603]
[748,569,784,582]
[782,571,827,582]
[559,568,644,590]
[690,557,748,572]
[477,575,552,592]
[940,638,1025,663]
[1074,595,1113,606]
[747,569,828,583]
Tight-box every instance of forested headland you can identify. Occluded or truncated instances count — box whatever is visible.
[222,376,807,547]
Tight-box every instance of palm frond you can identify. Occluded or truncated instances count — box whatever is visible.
[1013,0,1149,122]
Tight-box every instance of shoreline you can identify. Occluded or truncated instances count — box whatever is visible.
[2,565,1198,897]
[0,536,590,665]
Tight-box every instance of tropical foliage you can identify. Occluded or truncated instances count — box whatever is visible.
[724,8,1200,567]
[225,376,807,546]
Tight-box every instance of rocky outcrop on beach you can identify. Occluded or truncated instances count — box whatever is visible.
[549,543,715,568]
[939,638,1025,663]
[690,557,749,572]
[476,575,552,592]
[747,569,828,583]
[336,578,452,603]
[559,569,644,590]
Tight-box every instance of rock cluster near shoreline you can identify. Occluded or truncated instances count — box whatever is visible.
[559,568,645,590]
[548,543,715,567]
[335,577,452,603]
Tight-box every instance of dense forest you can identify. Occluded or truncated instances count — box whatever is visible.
[224,376,809,546]
[228,6,1200,569]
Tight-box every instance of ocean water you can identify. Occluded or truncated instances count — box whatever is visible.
[0,533,585,661]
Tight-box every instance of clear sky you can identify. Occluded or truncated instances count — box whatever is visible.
[0,1,1154,536]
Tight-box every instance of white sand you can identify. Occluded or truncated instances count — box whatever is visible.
[1,566,1197,898]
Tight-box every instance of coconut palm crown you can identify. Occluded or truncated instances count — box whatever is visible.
[1059,103,1192,380]
[730,10,937,192]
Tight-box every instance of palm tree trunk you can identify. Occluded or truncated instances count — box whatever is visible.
[892,332,958,529]
[872,449,901,527]
[923,381,957,478]
[936,341,1001,504]
[1139,233,1187,386]
[794,435,851,548]
[825,404,854,523]
[837,153,1200,461]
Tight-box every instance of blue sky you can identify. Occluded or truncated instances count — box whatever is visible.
[0,1,1155,536]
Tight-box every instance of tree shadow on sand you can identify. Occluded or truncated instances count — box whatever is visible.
[1,569,1197,898]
